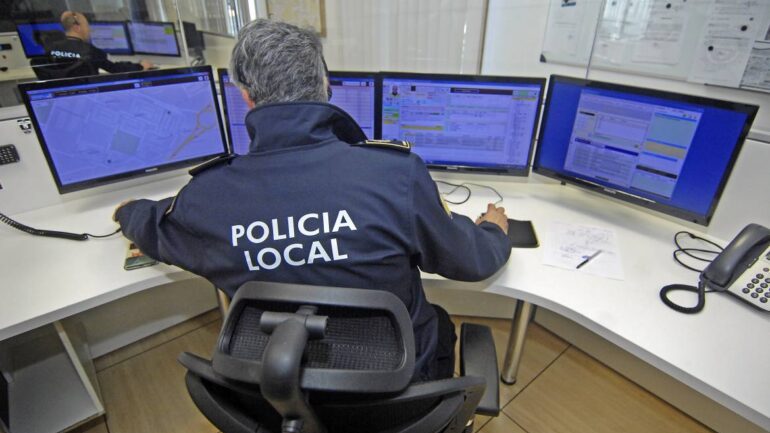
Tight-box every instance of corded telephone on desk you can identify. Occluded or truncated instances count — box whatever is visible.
[661,224,770,313]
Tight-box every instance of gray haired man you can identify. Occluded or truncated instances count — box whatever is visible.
[115,19,511,381]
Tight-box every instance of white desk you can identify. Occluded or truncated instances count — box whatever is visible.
[1,174,769,432]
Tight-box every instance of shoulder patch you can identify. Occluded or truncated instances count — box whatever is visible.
[352,139,412,153]
[189,154,236,176]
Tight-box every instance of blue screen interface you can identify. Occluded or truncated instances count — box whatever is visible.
[381,77,542,170]
[127,22,179,56]
[220,71,376,155]
[536,79,751,219]
[25,71,227,187]
[90,22,132,55]
[16,22,65,57]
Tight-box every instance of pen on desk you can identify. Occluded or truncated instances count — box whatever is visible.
[576,250,602,269]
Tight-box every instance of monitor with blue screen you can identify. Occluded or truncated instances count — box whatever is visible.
[90,21,133,55]
[218,69,378,155]
[127,21,180,56]
[15,22,65,57]
[533,75,758,225]
[19,66,228,193]
[380,73,545,176]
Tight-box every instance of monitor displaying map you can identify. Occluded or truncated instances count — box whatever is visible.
[20,66,228,193]
[218,69,377,155]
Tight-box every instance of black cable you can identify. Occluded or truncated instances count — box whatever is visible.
[435,180,471,205]
[671,231,724,273]
[659,281,716,314]
[661,231,724,313]
[0,211,121,241]
[462,182,504,205]
[434,181,504,206]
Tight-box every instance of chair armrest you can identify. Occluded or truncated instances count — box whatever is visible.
[459,323,500,416]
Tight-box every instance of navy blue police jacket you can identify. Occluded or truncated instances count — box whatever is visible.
[116,102,512,380]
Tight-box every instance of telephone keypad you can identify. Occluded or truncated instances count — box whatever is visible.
[726,245,770,312]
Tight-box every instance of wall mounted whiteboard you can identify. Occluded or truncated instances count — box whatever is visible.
[541,0,770,92]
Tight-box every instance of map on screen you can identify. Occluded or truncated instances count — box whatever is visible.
[27,72,224,187]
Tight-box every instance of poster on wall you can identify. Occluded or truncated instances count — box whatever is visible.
[687,0,767,87]
[266,0,326,37]
[540,0,603,65]
[739,23,770,92]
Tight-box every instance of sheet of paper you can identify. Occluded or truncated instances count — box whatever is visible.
[630,0,688,65]
[542,221,624,280]
[740,41,770,90]
[688,0,767,86]
[541,0,603,65]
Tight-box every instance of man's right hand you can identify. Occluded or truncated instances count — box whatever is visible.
[140,60,154,70]
[475,203,508,234]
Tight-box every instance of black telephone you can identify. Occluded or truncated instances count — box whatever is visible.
[702,224,770,310]
[661,224,770,313]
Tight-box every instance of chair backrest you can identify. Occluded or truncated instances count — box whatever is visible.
[180,281,487,433]
[30,56,97,80]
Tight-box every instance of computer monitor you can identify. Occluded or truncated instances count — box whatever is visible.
[182,21,205,51]
[218,69,378,155]
[15,22,65,57]
[380,73,546,176]
[533,75,758,226]
[19,66,229,194]
[127,21,180,57]
[90,21,133,55]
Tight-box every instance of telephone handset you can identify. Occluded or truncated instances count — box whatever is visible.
[702,224,770,311]
[661,223,770,313]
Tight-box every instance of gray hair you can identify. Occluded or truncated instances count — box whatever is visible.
[230,19,327,106]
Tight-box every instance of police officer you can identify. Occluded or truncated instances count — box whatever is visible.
[45,11,153,77]
[114,19,511,381]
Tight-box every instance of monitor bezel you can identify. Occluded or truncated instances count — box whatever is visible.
[327,70,381,139]
[217,68,240,154]
[378,71,546,177]
[19,66,229,194]
[15,21,65,58]
[533,74,758,226]
[126,20,181,57]
[89,20,134,55]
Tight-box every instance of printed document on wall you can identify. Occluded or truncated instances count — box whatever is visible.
[688,0,768,87]
[541,0,604,65]
[740,20,770,91]
[542,221,624,280]
[630,0,689,65]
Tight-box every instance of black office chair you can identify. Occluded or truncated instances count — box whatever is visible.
[30,56,98,80]
[179,281,500,433]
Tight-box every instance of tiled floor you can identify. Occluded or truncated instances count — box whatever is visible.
[78,310,713,433]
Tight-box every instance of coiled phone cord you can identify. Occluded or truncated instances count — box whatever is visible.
[660,231,724,314]
[0,211,121,241]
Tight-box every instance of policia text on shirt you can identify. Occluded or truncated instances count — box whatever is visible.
[232,210,357,271]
